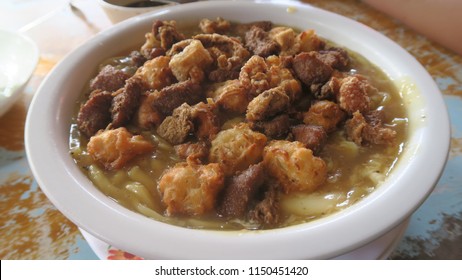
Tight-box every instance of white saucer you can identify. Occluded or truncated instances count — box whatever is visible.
[0,30,39,117]
[80,219,409,260]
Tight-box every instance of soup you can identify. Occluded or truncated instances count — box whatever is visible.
[70,18,407,230]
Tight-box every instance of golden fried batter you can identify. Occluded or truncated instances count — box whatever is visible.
[158,160,225,216]
[209,123,267,176]
[87,127,154,170]
[263,140,327,193]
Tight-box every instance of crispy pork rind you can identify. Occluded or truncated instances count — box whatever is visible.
[158,160,225,216]
[133,56,176,90]
[206,79,249,114]
[263,140,327,193]
[268,28,326,56]
[152,20,185,50]
[199,17,231,34]
[337,75,375,114]
[303,100,346,133]
[87,127,154,170]
[209,123,267,176]
[168,39,213,83]
[193,33,251,82]
[345,110,396,145]
[239,55,302,100]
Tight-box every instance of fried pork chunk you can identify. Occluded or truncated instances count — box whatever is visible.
[110,77,144,128]
[193,33,251,82]
[345,110,396,145]
[245,25,280,57]
[239,55,302,100]
[87,127,153,170]
[133,91,164,129]
[206,79,249,114]
[218,163,266,218]
[268,28,326,56]
[292,51,333,88]
[157,103,194,145]
[77,90,113,138]
[263,140,327,193]
[337,75,374,114]
[157,102,220,145]
[89,65,130,92]
[199,17,231,34]
[152,20,185,50]
[209,123,267,176]
[169,39,213,83]
[246,86,290,122]
[158,160,225,216]
[303,100,346,133]
[133,56,176,90]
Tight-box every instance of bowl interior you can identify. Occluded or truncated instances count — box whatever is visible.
[25,0,450,259]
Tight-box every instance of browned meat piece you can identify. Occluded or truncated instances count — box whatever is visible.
[303,100,346,133]
[292,52,333,87]
[246,87,290,122]
[313,76,341,100]
[193,33,251,83]
[152,20,185,49]
[250,182,280,226]
[218,163,266,218]
[291,124,327,154]
[245,26,280,57]
[110,77,143,128]
[128,50,148,67]
[89,65,130,92]
[314,48,349,70]
[145,48,166,61]
[233,21,273,37]
[250,114,291,140]
[157,103,194,145]
[153,80,203,116]
[345,111,396,145]
[77,90,113,138]
[87,127,154,170]
[363,113,397,145]
[199,17,231,34]
[337,75,373,114]
[191,102,220,141]
[174,141,209,162]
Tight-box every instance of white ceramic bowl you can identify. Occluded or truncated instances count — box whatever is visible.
[0,30,39,117]
[25,0,450,259]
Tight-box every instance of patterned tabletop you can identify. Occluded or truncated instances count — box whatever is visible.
[0,0,461,259]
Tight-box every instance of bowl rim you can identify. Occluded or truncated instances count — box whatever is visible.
[25,0,450,259]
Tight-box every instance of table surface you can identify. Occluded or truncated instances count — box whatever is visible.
[1,0,461,260]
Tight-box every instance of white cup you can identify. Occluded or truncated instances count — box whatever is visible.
[99,0,179,23]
